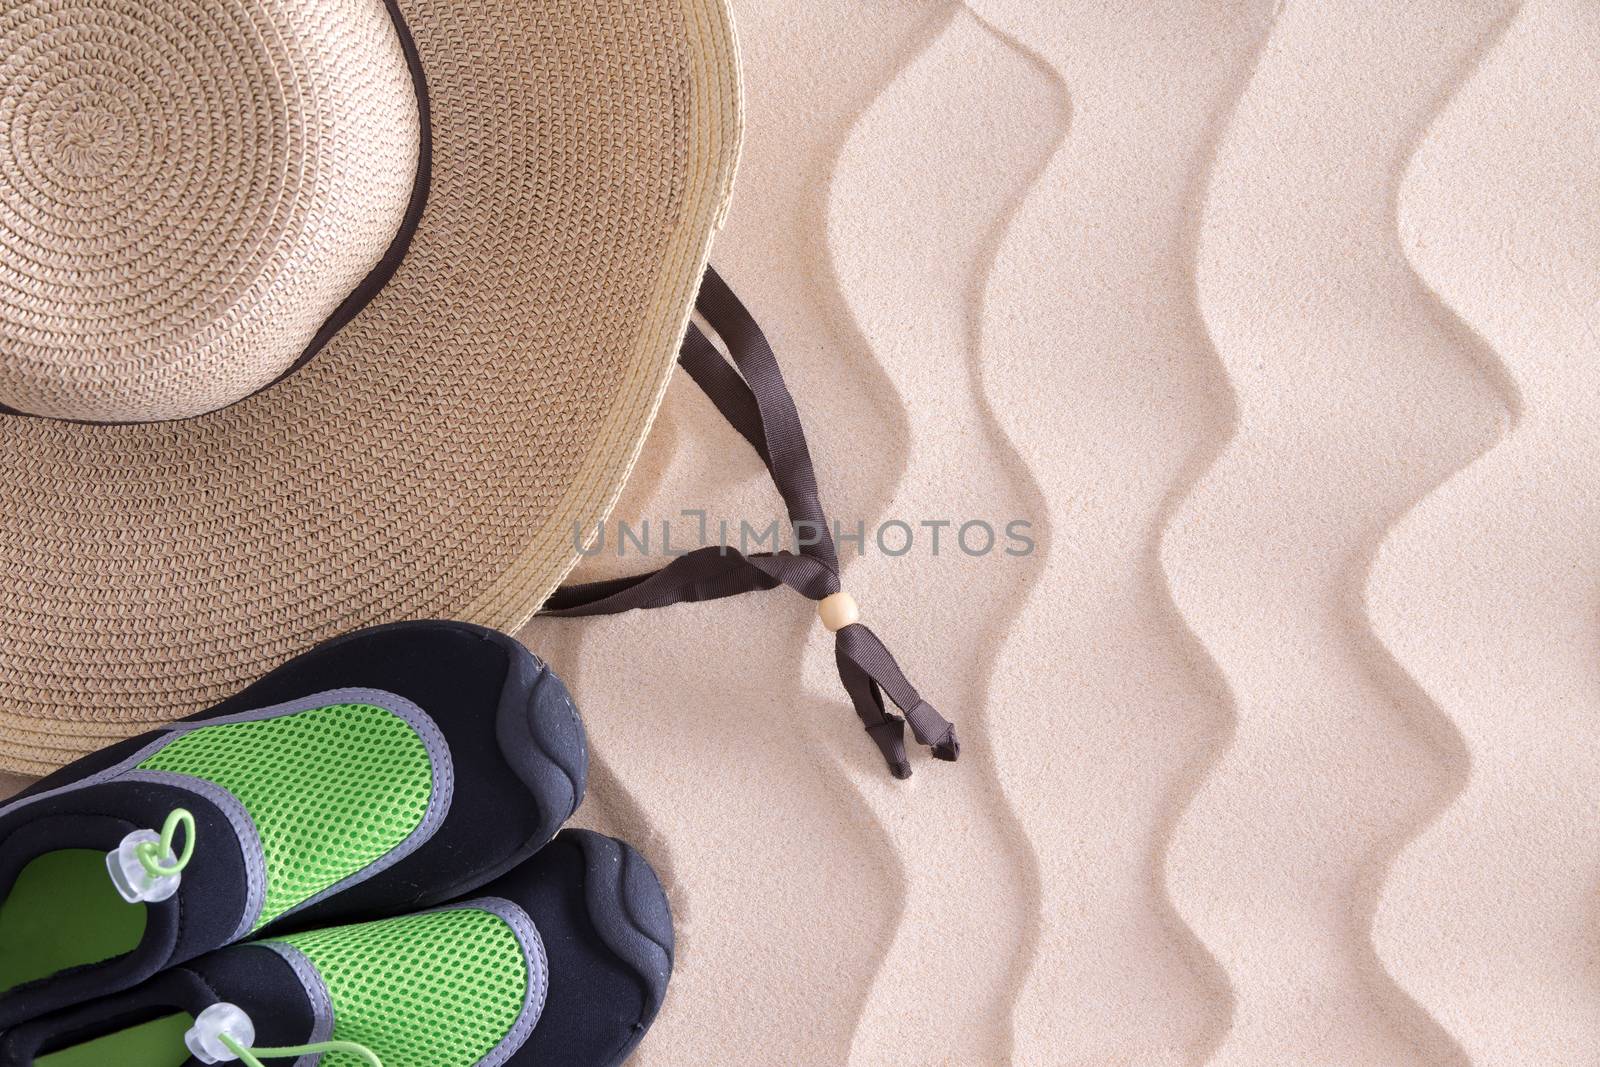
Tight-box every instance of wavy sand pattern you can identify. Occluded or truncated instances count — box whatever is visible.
[1162,3,1513,1063]
[824,11,1054,1061]
[6,2,1600,1062]
[966,2,1273,1062]
[1370,2,1600,1061]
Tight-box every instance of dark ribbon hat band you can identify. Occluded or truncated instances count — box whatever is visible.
[0,0,432,426]
[545,267,960,778]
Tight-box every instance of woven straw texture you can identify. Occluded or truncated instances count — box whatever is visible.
[0,0,420,422]
[0,0,743,775]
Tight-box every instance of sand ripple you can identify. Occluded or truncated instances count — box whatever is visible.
[826,10,1056,1061]
[964,2,1280,1062]
[1161,5,1513,1063]
[1369,3,1600,1061]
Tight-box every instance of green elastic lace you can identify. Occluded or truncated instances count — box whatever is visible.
[136,808,195,879]
[220,1034,382,1067]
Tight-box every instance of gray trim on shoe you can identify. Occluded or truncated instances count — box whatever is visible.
[466,896,549,1067]
[120,769,268,942]
[241,897,547,1067]
[0,687,455,935]
[244,941,337,1067]
[265,688,456,926]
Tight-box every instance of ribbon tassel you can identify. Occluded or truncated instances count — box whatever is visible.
[835,622,959,778]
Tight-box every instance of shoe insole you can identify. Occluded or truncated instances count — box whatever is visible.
[0,849,147,994]
[35,1013,194,1067]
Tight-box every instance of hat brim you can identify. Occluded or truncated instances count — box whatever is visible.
[0,0,742,774]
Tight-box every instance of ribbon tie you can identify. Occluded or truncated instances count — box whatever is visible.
[542,268,959,778]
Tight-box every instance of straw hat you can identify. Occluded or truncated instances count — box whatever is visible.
[0,0,743,774]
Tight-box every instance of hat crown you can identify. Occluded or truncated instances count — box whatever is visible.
[0,0,420,422]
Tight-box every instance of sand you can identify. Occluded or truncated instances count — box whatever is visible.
[7,1,1600,1063]
[539,2,1600,1062]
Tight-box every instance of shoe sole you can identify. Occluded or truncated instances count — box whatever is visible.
[485,623,590,888]
[567,828,674,1064]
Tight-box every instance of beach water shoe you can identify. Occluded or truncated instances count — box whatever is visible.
[0,621,588,1029]
[0,830,673,1067]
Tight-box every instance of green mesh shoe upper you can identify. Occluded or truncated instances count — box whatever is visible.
[138,701,436,928]
[270,905,535,1067]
